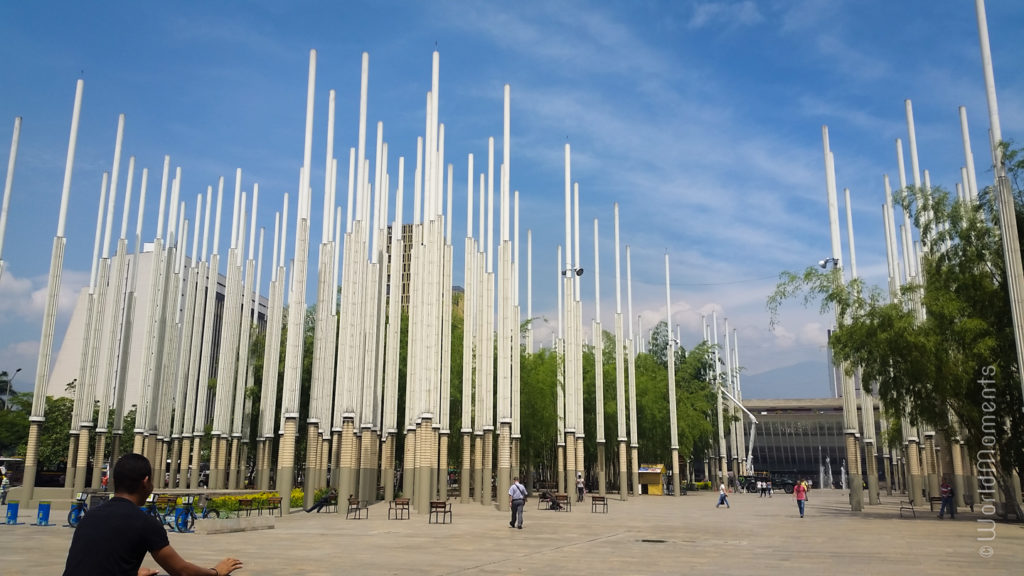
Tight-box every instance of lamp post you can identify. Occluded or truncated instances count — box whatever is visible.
[820,254,864,510]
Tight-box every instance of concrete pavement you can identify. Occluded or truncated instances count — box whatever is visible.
[1,489,1020,575]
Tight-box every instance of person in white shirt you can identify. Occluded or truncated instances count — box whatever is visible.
[508,477,527,529]
[716,483,730,509]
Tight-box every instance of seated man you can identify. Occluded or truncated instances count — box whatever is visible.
[539,490,560,510]
[306,487,338,513]
[63,453,243,576]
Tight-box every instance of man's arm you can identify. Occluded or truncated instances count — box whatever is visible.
[150,544,243,576]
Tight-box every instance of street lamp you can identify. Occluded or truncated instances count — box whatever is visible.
[4,367,21,410]
[818,257,840,269]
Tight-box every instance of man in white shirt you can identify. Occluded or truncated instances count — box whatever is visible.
[716,483,730,509]
[508,477,527,529]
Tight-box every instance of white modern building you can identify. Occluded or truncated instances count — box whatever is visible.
[46,248,267,423]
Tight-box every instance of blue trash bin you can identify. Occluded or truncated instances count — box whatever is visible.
[35,501,52,526]
[5,500,20,525]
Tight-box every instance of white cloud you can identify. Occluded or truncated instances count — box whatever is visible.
[798,321,829,348]
[689,1,764,30]
[2,268,89,323]
[0,339,40,390]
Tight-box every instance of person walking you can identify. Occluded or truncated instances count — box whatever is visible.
[63,453,243,576]
[716,482,730,509]
[0,474,9,505]
[794,478,809,518]
[508,476,527,529]
[575,473,585,503]
[937,478,956,519]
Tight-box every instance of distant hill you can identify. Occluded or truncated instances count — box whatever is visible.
[739,360,831,399]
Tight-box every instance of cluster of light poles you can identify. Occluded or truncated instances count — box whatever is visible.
[812,0,1023,513]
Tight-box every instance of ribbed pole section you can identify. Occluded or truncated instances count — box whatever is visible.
[613,205,627,499]
[24,79,82,503]
[823,126,863,511]
[0,116,22,283]
[975,0,1024,419]
[665,253,679,496]
[625,244,639,496]
[277,49,316,513]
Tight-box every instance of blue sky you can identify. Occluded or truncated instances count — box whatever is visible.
[1,1,1021,397]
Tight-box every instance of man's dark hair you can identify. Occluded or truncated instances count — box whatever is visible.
[113,453,152,495]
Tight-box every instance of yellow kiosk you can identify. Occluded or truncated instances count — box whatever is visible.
[638,464,665,495]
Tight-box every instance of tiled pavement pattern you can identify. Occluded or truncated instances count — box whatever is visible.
[0,488,1020,575]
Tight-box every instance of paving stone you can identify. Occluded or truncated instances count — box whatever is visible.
[1,489,1020,575]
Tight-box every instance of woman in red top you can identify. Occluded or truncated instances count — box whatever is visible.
[793,479,808,518]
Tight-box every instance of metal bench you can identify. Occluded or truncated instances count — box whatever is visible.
[262,496,282,516]
[346,497,368,519]
[428,500,452,524]
[388,497,410,520]
[899,500,916,518]
[237,498,255,517]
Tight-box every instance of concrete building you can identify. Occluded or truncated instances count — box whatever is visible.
[741,397,882,486]
[385,223,415,310]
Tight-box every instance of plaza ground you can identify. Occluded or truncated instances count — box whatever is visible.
[1,488,1020,575]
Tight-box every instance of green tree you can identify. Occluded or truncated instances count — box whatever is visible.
[0,391,31,456]
[768,146,1024,517]
[518,347,559,479]
[33,395,75,469]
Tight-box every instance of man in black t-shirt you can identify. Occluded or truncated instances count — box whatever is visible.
[63,453,243,576]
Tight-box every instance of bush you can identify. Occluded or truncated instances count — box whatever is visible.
[290,488,303,508]
[203,491,281,516]
[313,486,331,502]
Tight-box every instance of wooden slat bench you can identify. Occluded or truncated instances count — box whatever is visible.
[928,496,943,512]
[428,500,452,524]
[262,496,282,516]
[388,497,410,520]
[346,497,368,519]
[591,495,608,513]
[155,495,177,515]
[554,493,571,512]
[237,498,255,517]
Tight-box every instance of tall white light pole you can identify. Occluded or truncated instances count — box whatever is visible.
[975,0,1024,417]
[625,245,639,495]
[593,218,606,495]
[664,253,679,496]
[0,117,22,283]
[23,79,83,503]
[823,125,863,511]
[613,204,628,499]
